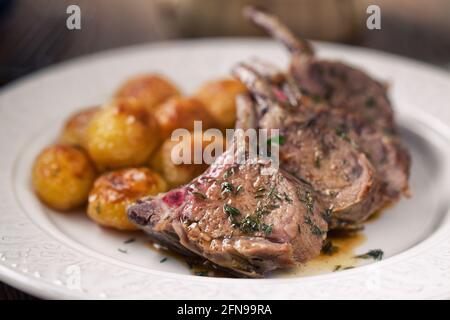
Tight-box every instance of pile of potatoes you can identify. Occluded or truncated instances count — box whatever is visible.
[32,74,246,230]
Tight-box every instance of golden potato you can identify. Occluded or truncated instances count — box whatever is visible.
[86,98,160,171]
[195,79,247,130]
[151,131,227,188]
[59,106,100,148]
[115,74,180,112]
[155,97,216,140]
[87,168,167,230]
[32,145,96,211]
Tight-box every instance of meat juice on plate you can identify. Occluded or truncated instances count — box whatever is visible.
[148,232,366,278]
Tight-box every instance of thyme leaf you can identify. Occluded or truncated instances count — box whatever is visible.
[223,204,241,217]
[123,238,135,244]
[267,135,286,146]
[355,249,384,261]
[221,182,234,194]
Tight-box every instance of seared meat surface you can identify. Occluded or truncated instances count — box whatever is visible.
[244,6,411,208]
[128,119,328,277]
[233,63,381,228]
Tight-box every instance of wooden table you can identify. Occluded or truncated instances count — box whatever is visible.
[1,0,449,300]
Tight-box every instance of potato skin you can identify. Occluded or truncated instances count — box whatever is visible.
[115,74,180,112]
[60,106,100,148]
[87,168,167,230]
[155,97,216,140]
[32,145,96,211]
[86,98,160,171]
[195,79,247,130]
[151,131,226,188]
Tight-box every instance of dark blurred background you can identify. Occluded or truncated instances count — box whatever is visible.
[1,0,450,88]
[1,0,450,299]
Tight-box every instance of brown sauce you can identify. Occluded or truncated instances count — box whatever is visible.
[147,241,229,277]
[276,232,366,278]
[147,231,366,278]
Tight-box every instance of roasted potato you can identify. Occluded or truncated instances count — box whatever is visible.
[86,98,160,171]
[87,168,167,230]
[59,106,100,148]
[32,145,96,211]
[115,74,180,112]
[195,79,247,130]
[155,96,216,140]
[151,131,226,188]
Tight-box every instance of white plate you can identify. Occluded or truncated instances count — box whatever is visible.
[1,39,450,300]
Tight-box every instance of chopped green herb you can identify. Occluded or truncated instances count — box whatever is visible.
[223,204,241,217]
[124,238,135,244]
[311,225,324,236]
[267,186,276,197]
[298,177,312,186]
[322,208,333,223]
[311,94,322,103]
[223,167,235,179]
[266,204,280,210]
[267,135,286,146]
[239,215,260,233]
[195,271,208,276]
[304,215,323,236]
[314,156,321,169]
[235,185,243,195]
[221,182,234,194]
[333,265,354,272]
[262,224,273,235]
[239,214,272,236]
[355,249,384,261]
[305,215,313,226]
[299,190,314,213]
[335,127,350,142]
[321,239,339,255]
[365,96,376,108]
[283,192,293,203]
[255,187,267,198]
[255,208,270,216]
[160,257,168,263]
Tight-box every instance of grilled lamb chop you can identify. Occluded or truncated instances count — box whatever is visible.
[127,101,328,277]
[232,62,381,229]
[243,6,411,205]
